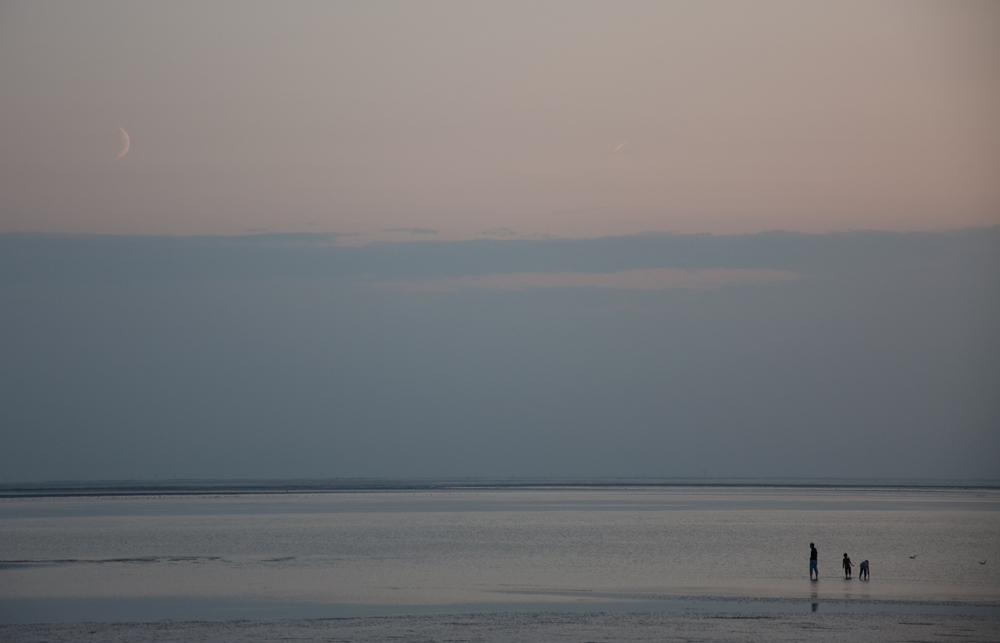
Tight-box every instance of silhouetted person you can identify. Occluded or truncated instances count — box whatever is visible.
[810,543,818,580]
[843,553,853,579]
[859,559,869,580]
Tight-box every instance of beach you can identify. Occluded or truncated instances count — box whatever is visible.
[4,611,1000,643]
[2,485,998,641]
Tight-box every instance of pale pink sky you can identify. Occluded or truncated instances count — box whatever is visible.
[1,1,998,241]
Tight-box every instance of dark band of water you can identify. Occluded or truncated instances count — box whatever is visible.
[2,477,999,499]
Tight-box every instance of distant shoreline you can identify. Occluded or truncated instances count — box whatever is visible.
[2,477,999,499]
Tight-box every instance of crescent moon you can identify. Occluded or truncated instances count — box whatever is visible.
[117,127,130,159]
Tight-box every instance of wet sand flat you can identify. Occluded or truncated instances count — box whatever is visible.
[3,611,1000,643]
[2,486,997,639]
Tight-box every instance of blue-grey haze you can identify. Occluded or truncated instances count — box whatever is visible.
[1,228,997,482]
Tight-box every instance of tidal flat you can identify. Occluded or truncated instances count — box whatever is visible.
[2,485,998,640]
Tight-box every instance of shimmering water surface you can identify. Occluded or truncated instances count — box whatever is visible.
[1,486,998,625]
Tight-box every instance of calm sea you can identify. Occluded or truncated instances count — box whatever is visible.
[1,485,998,627]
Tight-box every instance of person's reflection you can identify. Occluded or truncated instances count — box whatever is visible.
[811,584,819,612]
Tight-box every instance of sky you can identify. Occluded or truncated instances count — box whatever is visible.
[1,229,998,482]
[0,2,998,482]
[1,1,999,241]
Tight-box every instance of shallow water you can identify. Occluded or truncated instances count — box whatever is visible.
[1,487,998,624]
[5,611,1000,643]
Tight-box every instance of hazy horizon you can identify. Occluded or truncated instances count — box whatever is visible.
[6,475,1000,487]
[2,227,997,483]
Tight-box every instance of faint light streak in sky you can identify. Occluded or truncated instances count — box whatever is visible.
[373,268,800,293]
